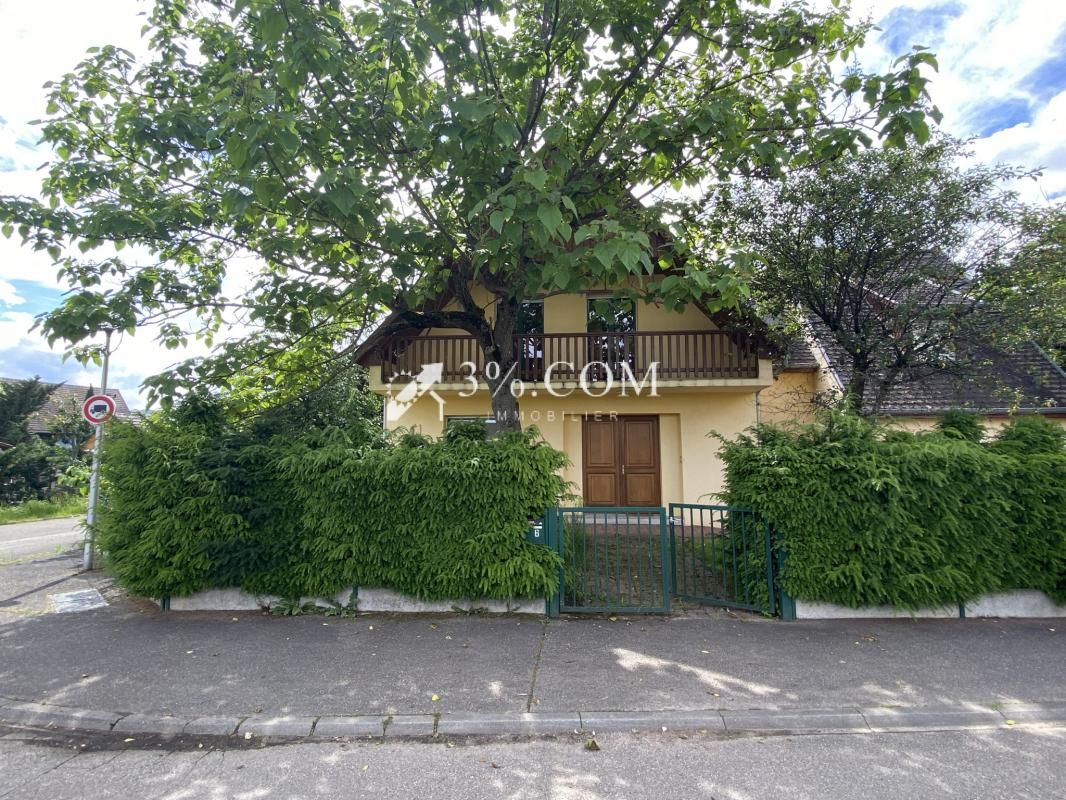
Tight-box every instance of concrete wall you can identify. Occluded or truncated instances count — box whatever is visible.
[166,587,543,615]
[794,591,1066,619]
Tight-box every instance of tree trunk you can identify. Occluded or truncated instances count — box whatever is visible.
[845,358,868,415]
[484,297,522,431]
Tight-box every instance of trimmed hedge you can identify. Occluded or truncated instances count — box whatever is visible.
[718,413,1066,609]
[97,402,567,601]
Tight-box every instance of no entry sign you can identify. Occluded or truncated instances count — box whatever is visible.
[82,394,116,424]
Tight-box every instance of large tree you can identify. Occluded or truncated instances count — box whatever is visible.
[0,379,57,504]
[0,0,937,428]
[1000,206,1066,368]
[717,138,1047,414]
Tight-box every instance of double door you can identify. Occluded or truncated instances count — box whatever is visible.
[582,415,661,506]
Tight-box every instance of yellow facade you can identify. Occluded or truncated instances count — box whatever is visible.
[384,384,760,505]
[368,287,1066,505]
[373,289,772,505]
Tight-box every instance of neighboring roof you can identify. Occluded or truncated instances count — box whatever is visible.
[798,319,1066,416]
[778,338,820,372]
[0,378,133,434]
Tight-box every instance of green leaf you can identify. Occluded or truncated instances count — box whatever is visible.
[542,126,564,144]
[523,168,548,191]
[255,176,284,205]
[536,205,562,236]
[277,129,300,155]
[592,240,615,269]
[260,9,287,43]
[494,119,520,148]
[489,209,505,234]
[452,96,492,122]
[224,136,247,170]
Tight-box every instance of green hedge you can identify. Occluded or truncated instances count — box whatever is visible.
[97,402,567,601]
[718,413,1066,609]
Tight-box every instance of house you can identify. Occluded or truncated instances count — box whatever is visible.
[355,287,1066,506]
[760,318,1066,432]
[0,378,133,447]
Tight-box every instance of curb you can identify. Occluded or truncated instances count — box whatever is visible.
[2,696,1063,741]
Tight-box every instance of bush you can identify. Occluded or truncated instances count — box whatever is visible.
[937,410,985,442]
[97,400,566,602]
[718,412,1066,608]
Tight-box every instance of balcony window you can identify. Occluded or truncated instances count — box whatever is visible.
[516,300,544,334]
[586,297,636,333]
[516,300,545,381]
[587,297,636,379]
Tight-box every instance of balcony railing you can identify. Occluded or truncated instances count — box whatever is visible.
[379,330,761,383]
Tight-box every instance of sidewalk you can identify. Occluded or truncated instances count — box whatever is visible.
[1,551,1064,740]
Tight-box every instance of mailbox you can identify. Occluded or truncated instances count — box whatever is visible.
[526,518,545,545]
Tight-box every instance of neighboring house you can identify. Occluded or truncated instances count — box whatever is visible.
[0,378,133,447]
[760,319,1066,432]
[355,287,1066,506]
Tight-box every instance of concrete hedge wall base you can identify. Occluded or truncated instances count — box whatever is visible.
[355,587,542,615]
[794,590,1066,620]
[794,600,958,620]
[964,590,1066,618]
[163,587,542,615]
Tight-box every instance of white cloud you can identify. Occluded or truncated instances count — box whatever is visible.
[849,0,1066,201]
[0,0,256,407]
[0,278,23,306]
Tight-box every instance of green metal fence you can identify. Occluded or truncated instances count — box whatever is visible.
[541,503,781,617]
[546,506,671,614]
[668,503,776,615]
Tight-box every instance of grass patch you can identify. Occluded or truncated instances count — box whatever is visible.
[0,496,87,525]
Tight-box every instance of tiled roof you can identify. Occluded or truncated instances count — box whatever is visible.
[802,319,1066,415]
[779,338,820,371]
[1,378,133,434]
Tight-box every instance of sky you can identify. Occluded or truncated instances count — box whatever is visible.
[1,0,1064,410]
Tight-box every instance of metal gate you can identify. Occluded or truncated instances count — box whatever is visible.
[545,506,671,614]
[669,503,776,615]
[544,503,778,616]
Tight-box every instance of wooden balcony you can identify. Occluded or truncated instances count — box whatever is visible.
[378,330,761,384]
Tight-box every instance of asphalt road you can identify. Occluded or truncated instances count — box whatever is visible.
[0,518,83,561]
[1,726,1063,799]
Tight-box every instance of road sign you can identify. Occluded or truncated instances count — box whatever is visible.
[82,394,116,425]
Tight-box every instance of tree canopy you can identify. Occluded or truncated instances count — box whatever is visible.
[0,0,939,425]
[0,378,60,504]
[1000,206,1066,368]
[717,138,1051,413]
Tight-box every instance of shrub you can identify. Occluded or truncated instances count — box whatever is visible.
[989,415,1066,455]
[937,409,985,442]
[97,401,566,602]
[718,412,1066,608]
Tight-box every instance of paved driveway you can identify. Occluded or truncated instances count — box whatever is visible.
[0,517,83,561]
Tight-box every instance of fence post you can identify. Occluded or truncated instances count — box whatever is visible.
[667,505,677,601]
[545,508,561,618]
[763,518,776,617]
[772,528,796,621]
[658,506,671,613]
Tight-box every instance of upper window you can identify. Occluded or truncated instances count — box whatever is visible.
[516,300,544,334]
[587,297,636,333]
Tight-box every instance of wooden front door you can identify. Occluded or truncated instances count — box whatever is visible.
[582,416,661,506]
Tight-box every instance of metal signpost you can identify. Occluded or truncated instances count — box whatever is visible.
[82,329,114,570]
